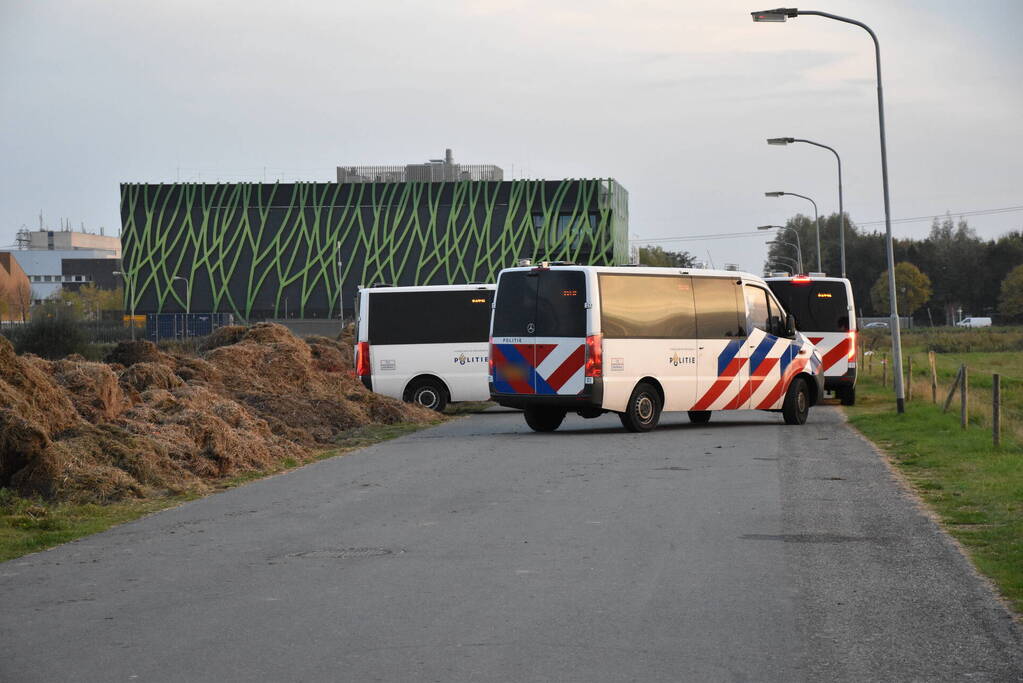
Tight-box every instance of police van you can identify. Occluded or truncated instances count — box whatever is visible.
[355,284,495,411]
[489,264,824,432]
[765,274,857,405]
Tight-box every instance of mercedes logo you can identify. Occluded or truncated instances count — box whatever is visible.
[526,322,535,334]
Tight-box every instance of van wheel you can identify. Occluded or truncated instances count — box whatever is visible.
[524,407,566,432]
[782,378,810,425]
[620,382,661,432]
[688,410,712,424]
[406,378,448,412]
[839,386,856,406]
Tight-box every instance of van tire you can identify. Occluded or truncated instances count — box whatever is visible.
[688,410,712,424]
[524,407,566,432]
[620,382,662,432]
[406,378,448,412]
[839,386,856,406]
[782,377,810,425]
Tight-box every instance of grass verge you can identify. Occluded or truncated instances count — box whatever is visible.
[0,421,438,563]
[846,373,1023,615]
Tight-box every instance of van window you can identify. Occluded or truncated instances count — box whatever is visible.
[693,277,745,338]
[599,274,696,338]
[368,289,494,344]
[768,280,850,332]
[493,270,586,338]
[745,285,771,333]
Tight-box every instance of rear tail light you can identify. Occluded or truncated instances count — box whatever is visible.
[847,331,857,360]
[356,341,371,377]
[585,334,603,378]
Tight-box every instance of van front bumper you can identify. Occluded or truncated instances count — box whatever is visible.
[490,378,603,410]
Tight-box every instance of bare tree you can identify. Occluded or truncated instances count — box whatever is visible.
[12,279,32,322]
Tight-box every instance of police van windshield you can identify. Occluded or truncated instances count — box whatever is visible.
[768,280,850,332]
[368,289,493,344]
[493,270,586,338]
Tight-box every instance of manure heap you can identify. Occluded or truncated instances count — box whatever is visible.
[0,324,434,502]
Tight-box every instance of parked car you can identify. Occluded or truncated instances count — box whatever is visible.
[862,321,889,329]
[956,317,992,328]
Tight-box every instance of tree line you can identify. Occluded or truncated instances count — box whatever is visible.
[765,213,1023,324]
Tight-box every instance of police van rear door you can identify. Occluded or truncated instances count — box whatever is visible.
[492,268,587,395]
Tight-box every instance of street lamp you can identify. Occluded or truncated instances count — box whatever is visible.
[764,191,821,271]
[753,6,904,413]
[757,224,803,272]
[767,136,845,277]
[172,276,189,315]
[767,239,801,267]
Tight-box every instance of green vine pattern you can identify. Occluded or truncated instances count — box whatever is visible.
[120,179,629,319]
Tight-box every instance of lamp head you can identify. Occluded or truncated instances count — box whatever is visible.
[765,191,785,198]
[751,8,798,22]
[766,137,795,145]
[757,225,779,231]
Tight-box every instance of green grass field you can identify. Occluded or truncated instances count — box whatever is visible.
[848,327,1023,614]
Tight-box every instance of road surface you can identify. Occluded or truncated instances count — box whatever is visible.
[2,407,1021,681]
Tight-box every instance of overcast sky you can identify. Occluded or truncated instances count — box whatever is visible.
[2,0,1021,273]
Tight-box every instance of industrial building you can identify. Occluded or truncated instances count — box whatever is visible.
[0,253,31,322]
[3,228,121,304]
[119,170,629,321]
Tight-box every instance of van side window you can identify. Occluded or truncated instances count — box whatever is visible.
[693,277,745,338]
[369,290,494,344]
[599,274,696,338]
[745,285,771,333]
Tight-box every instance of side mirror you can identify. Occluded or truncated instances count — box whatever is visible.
[785,314,797,338]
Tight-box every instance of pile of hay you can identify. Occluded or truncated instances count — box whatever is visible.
[0,324,433,502]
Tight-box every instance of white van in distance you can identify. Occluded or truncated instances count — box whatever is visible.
[956,317,992,328]
[766,275,858,405]
[489,264,824,432]
[355,284,495,411]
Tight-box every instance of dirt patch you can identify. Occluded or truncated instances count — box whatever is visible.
[0,325,435,503]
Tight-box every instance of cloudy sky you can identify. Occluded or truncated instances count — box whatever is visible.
[2,0,1021,272]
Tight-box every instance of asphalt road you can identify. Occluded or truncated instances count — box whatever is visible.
[2,406,1022,682]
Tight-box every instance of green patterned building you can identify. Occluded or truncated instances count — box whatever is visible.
[119,178,629,320]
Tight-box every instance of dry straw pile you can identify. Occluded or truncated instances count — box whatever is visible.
[0,323,433,502]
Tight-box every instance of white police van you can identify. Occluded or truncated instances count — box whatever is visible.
[355,284,495,411]
[766,274,857,405]
[489,264,824,432]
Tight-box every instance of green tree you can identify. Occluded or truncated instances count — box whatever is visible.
[870,262,933,316]
[638,245,696,268]
[998,264,1023,321]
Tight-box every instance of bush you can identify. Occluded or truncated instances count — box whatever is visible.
[13,317,90,359]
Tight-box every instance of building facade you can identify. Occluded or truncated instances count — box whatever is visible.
[0,253,32,322]
[120,178,629,319]
[9,249,120,303]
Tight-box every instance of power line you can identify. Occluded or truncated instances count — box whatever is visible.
[857,204,1023,227]
[631,203,1023,244]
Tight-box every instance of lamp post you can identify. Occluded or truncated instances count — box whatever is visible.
[770,254,800,272]
[767,239,801,268]
[765,191,821,271]
[753,7,904,413]
[767,136,845,277]
[757,224,803,272]
[172,276,189,339]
